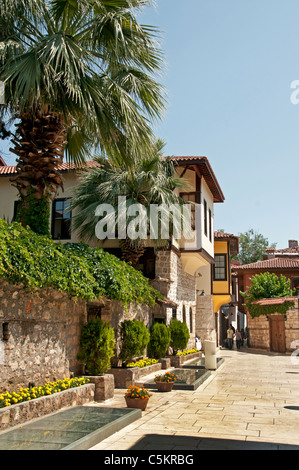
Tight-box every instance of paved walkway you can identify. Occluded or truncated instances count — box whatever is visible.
[89,348,299,450]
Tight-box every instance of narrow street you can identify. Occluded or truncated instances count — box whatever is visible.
[90,348,299,450]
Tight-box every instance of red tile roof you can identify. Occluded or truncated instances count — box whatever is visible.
[0,156,225,203]
[273,247,299,254]
[251,297,295,306]
[0,160,99,176]
[214,231,238,239]
[232,257,299,271]
[0,156,6,166]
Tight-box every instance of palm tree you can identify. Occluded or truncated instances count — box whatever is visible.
[0,0,165,232]
[70,140,193,268]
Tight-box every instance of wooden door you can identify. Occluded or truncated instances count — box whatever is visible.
[269,316,286,353]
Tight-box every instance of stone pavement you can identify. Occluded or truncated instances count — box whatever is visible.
[89,348,299,450]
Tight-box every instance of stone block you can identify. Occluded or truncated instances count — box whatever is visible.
[87,374,115,402]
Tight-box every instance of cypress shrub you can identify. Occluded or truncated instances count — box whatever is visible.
[119,319,150,364]
[169,319,190,355]
[148,322,171,358]
[77,318,115,375]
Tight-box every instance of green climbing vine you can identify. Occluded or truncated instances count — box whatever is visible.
[0,219,162,306]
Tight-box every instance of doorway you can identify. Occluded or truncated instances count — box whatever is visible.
[269,315,286,353]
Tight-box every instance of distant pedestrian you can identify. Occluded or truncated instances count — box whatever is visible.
[195,336,201,351]
[235,329,242,350]
[240,328,245,346]
[227,326,234,350]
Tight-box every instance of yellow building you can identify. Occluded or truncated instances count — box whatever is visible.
[213,231,239,346]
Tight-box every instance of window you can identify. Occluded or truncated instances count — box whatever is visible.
[209,208,212,242]
[172,308,177,320]
[51,199,72,240]
[214,254,227,281]
[204,199,207,236]
[180,192,196,230]
[189,308,193,333]
[13,200,20,221]
[182,305,186,323]
[87,306,102,322]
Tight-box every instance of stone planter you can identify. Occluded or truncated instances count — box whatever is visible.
[0,383,95,431]
[108,362,162,389]
[85,374,114,402]
[155,381,174,392]
[170,352,202,368]
[125,397,149,411]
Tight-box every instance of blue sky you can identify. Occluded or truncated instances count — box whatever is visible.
[1,0,299,248]
[138,0,299,248]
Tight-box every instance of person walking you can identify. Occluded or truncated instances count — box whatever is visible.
[240,328,245,346]
[235,329,242,350]
[227,326,234,350]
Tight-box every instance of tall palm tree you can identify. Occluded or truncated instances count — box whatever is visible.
[70,140,193,268]
[0,0,165,232]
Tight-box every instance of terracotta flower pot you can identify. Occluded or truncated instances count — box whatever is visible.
[125,396,149,411]
[156,381,174,392]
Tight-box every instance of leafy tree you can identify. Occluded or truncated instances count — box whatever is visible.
[70,139,191,267]
[77,318,115,375]
[240,272,295,318]
[169,319,190,355]
[0,0,165,231]
[241,272,294,303]
[147,322,171,358]
[235,229,276,265]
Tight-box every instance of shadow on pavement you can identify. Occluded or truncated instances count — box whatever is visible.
[128,434,299,451]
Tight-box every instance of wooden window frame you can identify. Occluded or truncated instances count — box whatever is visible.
[213,254,227,281]
[51,198,72,241]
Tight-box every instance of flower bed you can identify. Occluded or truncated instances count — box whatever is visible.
[126,359,158,369]
[0,377,90,408]
[170,350,202,368]
[176,348,198,356]
[0,381,95,431]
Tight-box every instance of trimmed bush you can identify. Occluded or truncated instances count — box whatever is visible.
[148,322,171,358]
[119,319,150,364]
[169,319,190,355]
[77,318,115,375]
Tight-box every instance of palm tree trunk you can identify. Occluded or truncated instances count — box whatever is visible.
[10,107,67,234]
[120,237,146,269]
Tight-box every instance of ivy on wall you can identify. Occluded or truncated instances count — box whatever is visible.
[246,301,295,319]
[0,219,162,306]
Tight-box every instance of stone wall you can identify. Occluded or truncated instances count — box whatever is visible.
[155,249,197,349]
[0,280,87,392]
[247,301,299,352]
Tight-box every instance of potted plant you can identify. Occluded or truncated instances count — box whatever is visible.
[153,372,178,392]
[124,385,153,411]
